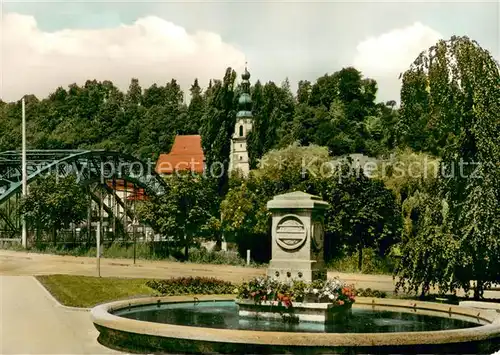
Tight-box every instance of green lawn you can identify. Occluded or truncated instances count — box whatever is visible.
[36,274,156,308]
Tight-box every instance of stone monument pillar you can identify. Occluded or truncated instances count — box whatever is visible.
[266,191,329,282]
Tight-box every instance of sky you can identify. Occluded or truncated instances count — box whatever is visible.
[1,0,499,103]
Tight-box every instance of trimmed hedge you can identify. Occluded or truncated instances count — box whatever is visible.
[146,277,236,296]
[356,288,387,298]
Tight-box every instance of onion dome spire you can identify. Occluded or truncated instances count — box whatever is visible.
[237,62,252,118]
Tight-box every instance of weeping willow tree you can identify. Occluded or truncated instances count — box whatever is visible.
[395,36,500,299]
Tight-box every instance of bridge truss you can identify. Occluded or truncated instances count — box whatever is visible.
[0,150,167,245]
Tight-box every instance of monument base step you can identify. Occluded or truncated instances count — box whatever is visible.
[266,266,326,282]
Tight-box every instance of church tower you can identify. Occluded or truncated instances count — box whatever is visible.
[229,65,253,177]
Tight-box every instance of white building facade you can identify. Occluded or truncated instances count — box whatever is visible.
[229,67,253,177]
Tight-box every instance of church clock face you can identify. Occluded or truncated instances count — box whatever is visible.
[312,222,324,251]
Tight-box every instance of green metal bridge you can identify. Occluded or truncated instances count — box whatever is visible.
[0,150,167,242]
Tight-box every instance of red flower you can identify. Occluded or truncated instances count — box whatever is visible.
[338,300,345,305]
[281,296,292,308]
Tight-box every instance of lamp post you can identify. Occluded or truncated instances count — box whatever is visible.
[132,218,138,265]
[96,221,101,277]
[21,97,27,248]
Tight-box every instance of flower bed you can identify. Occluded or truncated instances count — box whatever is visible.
[235,277,356,323]
[146,277,236,296]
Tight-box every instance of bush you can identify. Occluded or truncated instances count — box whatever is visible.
[102,242,167,260]
[356,288,387,298]
[146,277,237,295]
[187,248,247,266]
[326,248,396,274]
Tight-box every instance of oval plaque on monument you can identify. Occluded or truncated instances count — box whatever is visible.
[312,221,324,251]
[275,215,307,251]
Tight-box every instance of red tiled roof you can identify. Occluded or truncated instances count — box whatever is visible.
[106,179,140,192]
[127,190,148,201]
[156,135,205,174]
[105,179,147,201]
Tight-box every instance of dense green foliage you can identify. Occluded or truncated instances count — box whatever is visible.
[200,69,238,196]
[0,66,398,164]
[20,174,87,243]
[221,145,402,265]
[136,172,220,259]
[394,36,500,299]
[146,277,236,295]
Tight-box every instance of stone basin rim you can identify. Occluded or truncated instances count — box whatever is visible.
[91,295,500,347]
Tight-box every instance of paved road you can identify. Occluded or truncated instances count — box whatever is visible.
[0,275,118,354]
[0,250,397,291]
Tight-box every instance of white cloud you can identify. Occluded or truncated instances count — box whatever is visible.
[352,22,442,102]
[0,13,246,102]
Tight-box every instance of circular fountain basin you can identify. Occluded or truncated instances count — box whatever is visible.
[91,295,500,354]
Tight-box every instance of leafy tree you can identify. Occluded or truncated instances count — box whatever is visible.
[0,100,22,151]
[288,67,385,157]
[247,80,265,168]
[136,173,220,260]
[255,143,330,184]
[117,79,146,155]
[20,174,87,244]
[374,148,440,205]
[142,84,165,108]
[247,80,295,166]
[320,162,402,269]
[221,181,271,261]
[395,187,457,298]
[185,78,205,134]
[93,82,125,141]
[200,67,237,196]
[395,36,500,299]
[296,80,312,104]
[273,79,296,145]
[309,73,339,109]
[125,78,142,105]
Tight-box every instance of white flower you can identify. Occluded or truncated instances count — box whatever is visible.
[329,294,335,300]
[313,288,319,294]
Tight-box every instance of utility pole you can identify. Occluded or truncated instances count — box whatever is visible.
[21,97,27,248]
[133,218,137,265]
